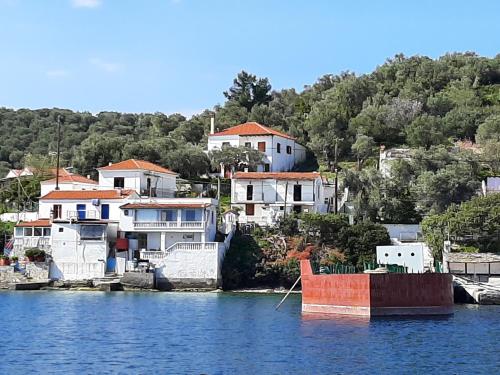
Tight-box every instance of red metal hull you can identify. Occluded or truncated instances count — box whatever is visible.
[300,260,453,316]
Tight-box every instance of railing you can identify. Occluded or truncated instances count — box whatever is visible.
[133,221,204,229]
[56,262,105,280]
[14,237,51,249]
[140,242,219,262]
[65,210,100,220]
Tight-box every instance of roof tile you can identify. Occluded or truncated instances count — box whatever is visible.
[40,189,135,200]
[98,159,177,175]
[233,172,321,180]
[210,122,296,140]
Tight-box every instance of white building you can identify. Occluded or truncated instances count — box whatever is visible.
[12,159,234,286]
[97,159,178,197]
[40,172,98,196]
[231,172,328,226]
[207,122,307,177]
[376,224,434,273]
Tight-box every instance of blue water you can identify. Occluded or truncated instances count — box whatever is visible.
[0,292,499,374]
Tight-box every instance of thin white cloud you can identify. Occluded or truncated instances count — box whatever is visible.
[89,58,122,73]
[46,69,70,78]
[71,0,102,8]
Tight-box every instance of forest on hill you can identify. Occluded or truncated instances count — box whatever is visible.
[1,52,499,222]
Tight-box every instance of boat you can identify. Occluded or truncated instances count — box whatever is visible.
[300,260,453,317]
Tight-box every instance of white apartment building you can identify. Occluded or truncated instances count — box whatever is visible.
[231,172,328,226]
[207,122,306,177]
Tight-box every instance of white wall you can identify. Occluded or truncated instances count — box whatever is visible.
[49,222,108,280]
[98,170,176,196]
[383,224,422,242]
[0,211,38,222]
[39,198,126,221]
[208,134,307,173]
[376,244,430,273]
[155,246,224,283]
[40,181,97,197]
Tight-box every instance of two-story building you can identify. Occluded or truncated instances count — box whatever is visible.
[97,159,178,197]
[207,122,306,177]
[231,172,328,226]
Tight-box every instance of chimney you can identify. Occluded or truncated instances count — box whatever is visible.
[210,116,215,135]
[87,175,91,179]
[108,162,113,166]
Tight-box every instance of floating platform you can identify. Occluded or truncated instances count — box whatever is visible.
[300,260,453,317]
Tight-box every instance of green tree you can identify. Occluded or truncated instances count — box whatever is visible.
[209,145,264,174]
[163,146,211,179]
[223,71,272,111]
[351,134,376,170]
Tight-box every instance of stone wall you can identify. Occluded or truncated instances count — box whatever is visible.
[25,262,49,280]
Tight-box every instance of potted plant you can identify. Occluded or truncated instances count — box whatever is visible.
[11,256,19,264]
[0,254,10,266]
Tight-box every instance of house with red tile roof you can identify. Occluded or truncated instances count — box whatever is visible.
[97,159,178,197]
[207,122,307,177]
[40,172,98,196]
[231,171,329,226]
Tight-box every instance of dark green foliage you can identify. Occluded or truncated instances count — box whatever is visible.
[422,194,500,259]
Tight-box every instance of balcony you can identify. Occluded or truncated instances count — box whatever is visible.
[133,221,205,230]
[53,210,100,221]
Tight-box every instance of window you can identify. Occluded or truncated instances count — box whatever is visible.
[114,177,125,188]
[124,209,129,216]
[211,211,215,224]
[58,227,64,233]
[53,204,62,219]
[245,204,255,216]
[293,184,302,201]
[258,141,266,152]
[161,209,177,222]
[246,185,253,200]
[24,227,33,237]
[277,143,281,153]
[34,227,43,237]
[185,209,196,221]
[15,227,23,237]
[264,164,270,172]
[286,145,292,154]
[222,142,230,147]
[43,228,51,237]
[279,206,284,211]
[80,225,105,240]
[244,142,251,148]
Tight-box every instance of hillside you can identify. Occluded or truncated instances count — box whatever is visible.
[1,52,499,220]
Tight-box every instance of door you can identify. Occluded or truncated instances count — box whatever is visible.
[101,204,110,220]
[77,204,86,220]
[245,204,255,216]
[293,184,302,201]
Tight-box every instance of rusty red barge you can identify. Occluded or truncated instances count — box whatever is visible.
[300,260,453,317]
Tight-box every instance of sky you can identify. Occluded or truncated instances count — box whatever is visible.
[0,0,499,116]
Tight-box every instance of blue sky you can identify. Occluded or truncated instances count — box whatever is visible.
[1,0,499,116]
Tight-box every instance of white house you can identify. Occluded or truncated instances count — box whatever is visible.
[40,172,98,196]
[376,224,434,273]
[231,172,328,226]
[97,159,178,197]
[207,122,307,177]
[12,219,52,257]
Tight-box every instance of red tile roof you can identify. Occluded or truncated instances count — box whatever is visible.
[98,159,177,175]
[120,203,210,209]
[42,174,97,185]
[40,189,135,200]
[16,219,51,227]
[210,122,296,140]
[233,172,321,181]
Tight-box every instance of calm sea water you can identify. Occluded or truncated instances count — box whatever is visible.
[0,291,499,374]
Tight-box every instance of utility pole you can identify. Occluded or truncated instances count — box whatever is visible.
[55,115,62,190]
[334,138,339,214]
[283,181,289,219]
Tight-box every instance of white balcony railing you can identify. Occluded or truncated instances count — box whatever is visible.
[133,221,204,229]
[140,242,219,262]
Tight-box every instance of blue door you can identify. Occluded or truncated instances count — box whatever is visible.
[101,204,110,220]
[77,204,86,220]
